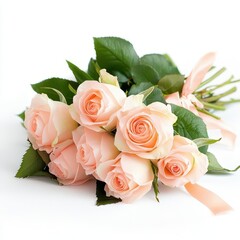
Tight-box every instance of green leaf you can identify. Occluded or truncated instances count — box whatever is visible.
[87,58,99,79]
[96,180,121,206]
[139,86,155,101]
[171,104,208,153]
[31,78,79,105]
[18,111,25,121]
[32,170,56,179]
[145,87,166,105]
[140,54,180,79]
[42,87,67,104]
[151,162,159,202]
[110,71,129,83]
[163,54,178,67]
[158,74,184,94]
[94,37,139,77]
[207,152,240,174]
[131,64,160,84]
[68,83,77,94]
[15,145,47,178]
[66,60,93,83]
[128,82,166,104]
[193,138,221,148]
[128,82,153,96]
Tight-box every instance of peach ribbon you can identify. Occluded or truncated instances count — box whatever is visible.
[185,182,233,215]
[182,52,216,97]
[166,52,236,146]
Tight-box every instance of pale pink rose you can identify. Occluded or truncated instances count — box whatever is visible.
[72,126,120,177]
[157,135,208,187]
[96,153,154,203]
[24,94,78,153]
[114,95,177,159]
[70,81,126,132]
[48,140,91,185]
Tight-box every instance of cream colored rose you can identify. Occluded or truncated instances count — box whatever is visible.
[70,81,126,132]
[99,69,120,87]
[114,95,177,159]
[157,135,209,187]
[24,94,78,153]
[96,153,154,203]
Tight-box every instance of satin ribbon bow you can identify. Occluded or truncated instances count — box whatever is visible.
[166,52,236,146]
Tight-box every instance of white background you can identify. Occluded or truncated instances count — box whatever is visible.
[1,0,240,239]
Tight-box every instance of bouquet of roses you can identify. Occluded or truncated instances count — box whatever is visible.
[17,37,240,213]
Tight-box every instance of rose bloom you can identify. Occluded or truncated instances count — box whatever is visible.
[70,80,126,132]
[24,94,78,153]
[114,95,177,159]
[157,135,208,187]
[96,153,154,203]
[48,140,91,185]
[72,126,119,177]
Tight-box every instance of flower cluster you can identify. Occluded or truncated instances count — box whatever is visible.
[17,37,240,206]
[23,78,209,202]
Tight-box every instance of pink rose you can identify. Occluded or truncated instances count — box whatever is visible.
[48,140,91,185]
[72,126,119,177]
[24,94,78,153]
[114,95,177,159]
[96,153,154,203]
[70,81,126,132]
[157,135,208,187]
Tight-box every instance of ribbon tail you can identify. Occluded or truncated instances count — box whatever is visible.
[184,182,233,215]
[198,112,236,147]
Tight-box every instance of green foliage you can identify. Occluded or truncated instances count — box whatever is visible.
[94,37,139,77]
[139,86,155,101]
[193,138,221,148]
[131,64,159,84]
[128,82,166,105]
[32,170,56,179]
[67,60,93,83]
[171,104,208,153]
[207,152,240,174]
[128,82,153,96]
[163,54,177,67]
[96,180,121,206]
[15,145,47,178]
[42,87,67,104]
[145,88,166,105]
[31,78,79,105]
[140,54,180,79]
[18,111,25,121]
[158,74,184,94]
[87,58,99,79]
[111,71,129,83]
